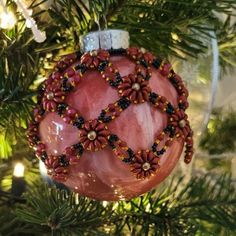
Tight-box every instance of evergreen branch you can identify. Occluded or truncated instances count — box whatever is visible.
[110,0,236,59]
[11,174,236,235]
[200,109,236,154]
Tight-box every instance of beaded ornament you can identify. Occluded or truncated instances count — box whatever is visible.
[27,47,194,182]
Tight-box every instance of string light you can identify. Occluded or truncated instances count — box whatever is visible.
[0,0,16,29]
[13,162,25,177]
[14,0,46,43]
[0,11,16,29]
[0,0,46,42]
[12,162,26,197]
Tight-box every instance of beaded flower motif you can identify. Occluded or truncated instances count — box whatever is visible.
[42,84,65,112]
[118,74,151,103]
[131,151,159,179]
[79,120,110,151]
[169,109,191,138]
[45,155,69,182]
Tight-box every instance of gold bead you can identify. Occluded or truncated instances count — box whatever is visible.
[140,47,146,53]
[87,131,97,141]
[48,169,54,175]
[46,92,54,100]
[90,50,97,56]
[179,119,186,128]
[132,83,141,91]
[142,162,151,171]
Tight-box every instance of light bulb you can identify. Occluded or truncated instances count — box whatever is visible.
[0,11,16,29]
[13,163,25,177]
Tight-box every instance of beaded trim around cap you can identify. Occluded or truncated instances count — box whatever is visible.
[27,47,194,182]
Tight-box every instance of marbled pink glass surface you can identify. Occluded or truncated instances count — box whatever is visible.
[39,56,184,201]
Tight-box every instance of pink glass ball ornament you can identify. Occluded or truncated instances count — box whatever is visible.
[27,30,194,201]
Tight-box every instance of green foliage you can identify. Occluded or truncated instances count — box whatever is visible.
[218,15,236,70]
[200,109,236,154]
[0,174,230,235]
[111,0,236,59]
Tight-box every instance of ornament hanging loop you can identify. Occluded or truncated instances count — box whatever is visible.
[89,1,109,31]
[94,12,101,31]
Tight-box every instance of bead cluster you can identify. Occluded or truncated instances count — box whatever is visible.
[27,47,194,181]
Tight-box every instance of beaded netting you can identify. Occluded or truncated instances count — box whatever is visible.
[27,47,194,182]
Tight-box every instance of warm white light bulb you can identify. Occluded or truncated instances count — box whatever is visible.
[0,11,16,29]
[13,163,25,177]
[102,201,108,207]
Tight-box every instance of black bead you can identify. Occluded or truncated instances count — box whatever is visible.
[98,110,106,120]
[140,59,148,68]
[76,51,82,59]
[73,143,84,155]
[38,84,45,94]
[170,127,175,137]
[62,85,73,92]
[152,143,157,152]
[32,135,40,143]
[59,155,69,167]
[109,134,118,142]
[122,157,132,163]
[115,73,122,83]
[104,116,112,123]
[62,77,68,84]
[73,117,84,129]
[57,103,67,115]
[145,74,151,81]
[164,125,171,133]
[149,92,158,104]
[109,73,122,88]
[118,97,131,110]
[75,64,86,74]
[109,48,126,55]
[127,148,134,158]
[178,103,186,110]
[156,149,165,156]
[109,81,118,87]
[170,76,178,86]
[160,149,165,155]
[37,96,43,105]
[39,108,45,116]
[98,61,108,72]
[166,103,174,115]
[152,59,161,69]
[41,151,48,162]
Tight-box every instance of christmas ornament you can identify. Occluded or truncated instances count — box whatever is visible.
[27,30,194,201]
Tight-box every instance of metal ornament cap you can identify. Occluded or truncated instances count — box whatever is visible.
[80,29,130,52]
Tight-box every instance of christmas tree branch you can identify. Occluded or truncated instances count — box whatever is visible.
[200,109,236,154]
[9,174,236,235]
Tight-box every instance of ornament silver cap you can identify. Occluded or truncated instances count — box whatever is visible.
[80,29,130,52]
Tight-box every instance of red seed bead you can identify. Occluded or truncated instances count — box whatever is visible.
[52,72,61,80]
[66,68,75,77]
[160,63,171,76]
[37,143,46,152]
